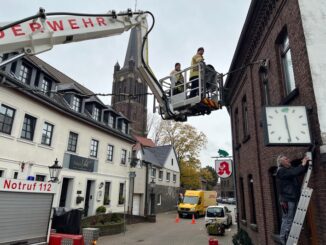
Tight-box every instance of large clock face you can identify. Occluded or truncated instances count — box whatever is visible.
[264,106,311,145]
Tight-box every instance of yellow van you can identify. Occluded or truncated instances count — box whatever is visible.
[178,190,217,218]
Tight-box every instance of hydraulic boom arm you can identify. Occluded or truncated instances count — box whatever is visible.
[0,8,177,120]
[0,8,223,122]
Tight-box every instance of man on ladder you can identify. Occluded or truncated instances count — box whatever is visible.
[276,154,310,245]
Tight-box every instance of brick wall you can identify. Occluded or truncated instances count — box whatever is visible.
[228,0,325,244]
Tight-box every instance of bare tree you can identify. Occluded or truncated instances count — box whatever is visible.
[147,112,162,145]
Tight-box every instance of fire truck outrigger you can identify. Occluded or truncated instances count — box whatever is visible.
[0,8,224,122]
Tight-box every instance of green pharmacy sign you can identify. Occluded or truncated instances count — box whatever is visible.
[218,149,229,157]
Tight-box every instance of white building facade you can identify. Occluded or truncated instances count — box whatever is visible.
[132,144,180,215]
[0,55,135,216]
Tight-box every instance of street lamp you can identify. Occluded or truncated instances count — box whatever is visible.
[150,179,156,193]
[128,171,136,216]
[48,158,62,183]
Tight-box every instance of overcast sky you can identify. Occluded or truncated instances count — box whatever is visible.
[1,0,251,169]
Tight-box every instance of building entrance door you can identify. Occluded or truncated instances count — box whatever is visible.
[84,180,94,217]
[59,178,69,207]
[132,194,141,215]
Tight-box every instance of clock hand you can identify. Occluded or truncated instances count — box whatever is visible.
[284,114,291,142]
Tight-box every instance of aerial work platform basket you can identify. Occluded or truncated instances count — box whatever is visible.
[158,62,223,121]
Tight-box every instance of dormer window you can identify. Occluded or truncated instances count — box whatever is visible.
[121,121,127,133]
[92,107,100,121]
[40,77,50,94]
[19,63,32,84]
[71,96,81,112]
[108,114,114,128]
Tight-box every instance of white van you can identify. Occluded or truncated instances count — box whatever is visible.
[205,205,232,227]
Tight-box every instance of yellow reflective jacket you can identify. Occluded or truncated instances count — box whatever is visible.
[190,54,204,78]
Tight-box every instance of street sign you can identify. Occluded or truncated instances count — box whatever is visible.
[0,177,57,193]
[215,159,232,178]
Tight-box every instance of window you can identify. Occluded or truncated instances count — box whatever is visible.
[121,121,127,134]
[67,132,78,152]
[13,172,18,179]
[103,182,111,205]
[234,108,240,146]
[119,87,122,101]
[0,170,4,177]
[108,115,114,128]
[0,104,15,135]
[92,107,100,121]
[40,77,50,94]
[157,194,161,205]
[41,122,54,146]
[248,175,257,225]
[159,170,163,180]
[171,158,174,166]
[107,144,114,161]
[121,149,127,165]
[152,168,156,178]
[241,96,249,138]
[269,167,282,232]
[21,114,37,141]
[207,207,224,218]
[90,139,99,157]
[259,66,270,106]
[166,172,170,182]
[19,63,32,84]
[35,174,46,182]
[239,177,246,220]
[280,34,296,95]
[173,174,177,182]
[71,96,81,112]
[118,183,125,205]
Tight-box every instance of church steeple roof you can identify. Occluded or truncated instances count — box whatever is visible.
[123,26,142,68]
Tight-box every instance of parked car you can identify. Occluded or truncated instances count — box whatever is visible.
[204,205,232,228]
[216,196,222,204]
[226,197,236,205]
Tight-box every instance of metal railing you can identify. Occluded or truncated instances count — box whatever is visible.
[159,62,222,112]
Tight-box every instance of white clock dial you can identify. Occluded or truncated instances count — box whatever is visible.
[264,106,311,145]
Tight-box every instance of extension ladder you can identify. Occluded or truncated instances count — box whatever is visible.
[286,152,313,245]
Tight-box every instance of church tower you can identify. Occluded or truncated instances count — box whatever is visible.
[111,27,148,136]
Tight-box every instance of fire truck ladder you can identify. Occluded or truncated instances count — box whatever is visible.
[286,152,313,245]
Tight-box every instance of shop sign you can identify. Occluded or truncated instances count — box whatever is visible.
[69,154,95,172]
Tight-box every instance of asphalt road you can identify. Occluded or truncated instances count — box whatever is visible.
[98,204,237,245]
